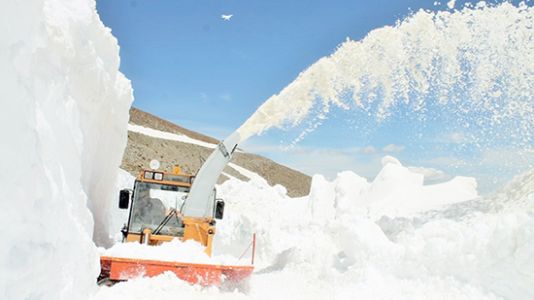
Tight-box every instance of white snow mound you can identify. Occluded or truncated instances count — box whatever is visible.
[97,157,533,300]
[0,0,132,299]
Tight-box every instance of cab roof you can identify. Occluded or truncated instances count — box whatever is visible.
[137,169,193,188]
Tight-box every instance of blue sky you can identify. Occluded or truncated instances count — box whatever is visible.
[97,0,531,193]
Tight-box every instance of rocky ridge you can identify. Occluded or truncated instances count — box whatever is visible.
[121,108,311,197]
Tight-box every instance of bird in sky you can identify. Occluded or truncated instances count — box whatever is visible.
[221,14,233,21]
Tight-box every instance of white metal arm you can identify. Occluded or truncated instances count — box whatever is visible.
[181,131,241,218]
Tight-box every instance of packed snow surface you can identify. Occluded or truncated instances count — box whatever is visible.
[96,157,534,300]
[128,123,217,149]
[0,0,132,299]
[101,239,245,266]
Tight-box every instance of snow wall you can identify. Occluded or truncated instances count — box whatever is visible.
[0,0,132,299]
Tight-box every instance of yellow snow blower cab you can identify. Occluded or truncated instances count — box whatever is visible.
[99,132,255,286]
[119,167,223,254]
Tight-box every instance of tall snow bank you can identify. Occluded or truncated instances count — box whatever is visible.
[0,0,132,299]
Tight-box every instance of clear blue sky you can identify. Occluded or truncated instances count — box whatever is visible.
[97,0,531,193]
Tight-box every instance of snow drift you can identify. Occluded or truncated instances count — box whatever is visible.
[308,156,478,220]
[97,158,534,300]
[0,0,132,299]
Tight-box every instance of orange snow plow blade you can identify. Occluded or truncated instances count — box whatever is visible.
[99,256,254,286]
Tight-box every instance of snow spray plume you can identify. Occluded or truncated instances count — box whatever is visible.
[237,2,534,151]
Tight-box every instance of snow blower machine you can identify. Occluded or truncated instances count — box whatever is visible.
[99,132,255,286]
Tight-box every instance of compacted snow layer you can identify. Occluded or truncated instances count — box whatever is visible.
[128,123,217,149]
[101,239,244,266]
[94,158,534,300]
[102,240,214,264]
[0,0,132,299]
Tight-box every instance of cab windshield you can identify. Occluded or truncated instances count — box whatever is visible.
[129,181,189,236]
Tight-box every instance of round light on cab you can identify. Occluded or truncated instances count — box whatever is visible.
[149,159,160,170]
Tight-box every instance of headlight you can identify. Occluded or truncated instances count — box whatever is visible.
[154,172,164,180]
[144,171,153,179]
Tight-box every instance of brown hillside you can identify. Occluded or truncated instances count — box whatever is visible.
[121,107,311,197]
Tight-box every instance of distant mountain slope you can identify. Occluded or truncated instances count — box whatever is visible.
[121,108,311,197]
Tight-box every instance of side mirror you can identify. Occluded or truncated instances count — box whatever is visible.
[119,189,130,209]
[215,199,225,220]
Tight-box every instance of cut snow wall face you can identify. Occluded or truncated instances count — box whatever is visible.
[0,0,132,299]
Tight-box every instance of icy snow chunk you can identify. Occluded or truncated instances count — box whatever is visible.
[308,174,336,223]
[333,170,369,216]
[381,155,402,166]
[364,158,477,218]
